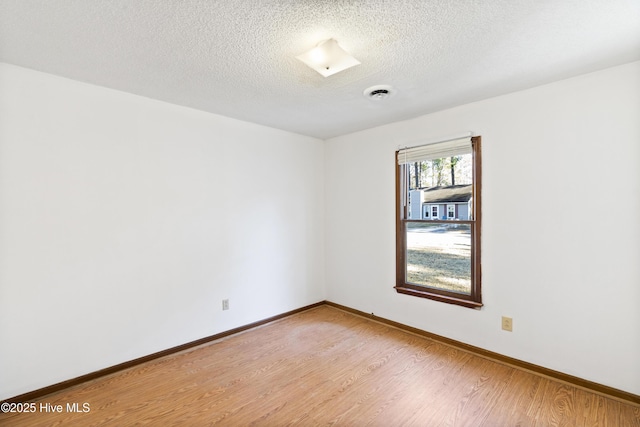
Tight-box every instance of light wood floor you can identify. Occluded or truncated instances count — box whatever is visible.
[2,305,639,426]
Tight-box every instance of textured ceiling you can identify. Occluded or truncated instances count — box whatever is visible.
[1,0,639,139]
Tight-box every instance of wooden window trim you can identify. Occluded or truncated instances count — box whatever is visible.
[395,136,482,309]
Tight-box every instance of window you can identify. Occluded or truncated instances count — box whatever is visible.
[395,136,482,308]
[431,205,439,219]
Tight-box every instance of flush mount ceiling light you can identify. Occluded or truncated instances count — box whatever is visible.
[296,39,360,77]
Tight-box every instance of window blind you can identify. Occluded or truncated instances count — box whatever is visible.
[397,136,472,164]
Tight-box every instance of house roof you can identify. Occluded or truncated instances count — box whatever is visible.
[421,185,472,204]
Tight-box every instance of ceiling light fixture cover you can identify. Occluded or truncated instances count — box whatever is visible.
[296,39,360,77]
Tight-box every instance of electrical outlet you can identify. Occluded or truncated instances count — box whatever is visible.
[501,316,513,332]
[222,299,229,311]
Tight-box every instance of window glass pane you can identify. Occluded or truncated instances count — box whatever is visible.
[406,222,471,294]
[408,153,472,191]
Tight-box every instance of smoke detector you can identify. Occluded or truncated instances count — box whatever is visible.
[364,85,396,101]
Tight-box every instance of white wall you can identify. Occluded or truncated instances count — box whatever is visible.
[0,63,325,399]
[325,61,640,395]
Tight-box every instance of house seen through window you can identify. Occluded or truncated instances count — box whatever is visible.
[395,136,482,308]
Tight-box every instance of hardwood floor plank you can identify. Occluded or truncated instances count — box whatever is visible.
[404,352,507,426]
[531,380,579,426]
[1,305,638,426]
[482,368,543,426]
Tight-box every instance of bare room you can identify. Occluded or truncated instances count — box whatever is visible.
[1,0,639,425]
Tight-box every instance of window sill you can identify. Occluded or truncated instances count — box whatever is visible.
[394,286,483,309]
